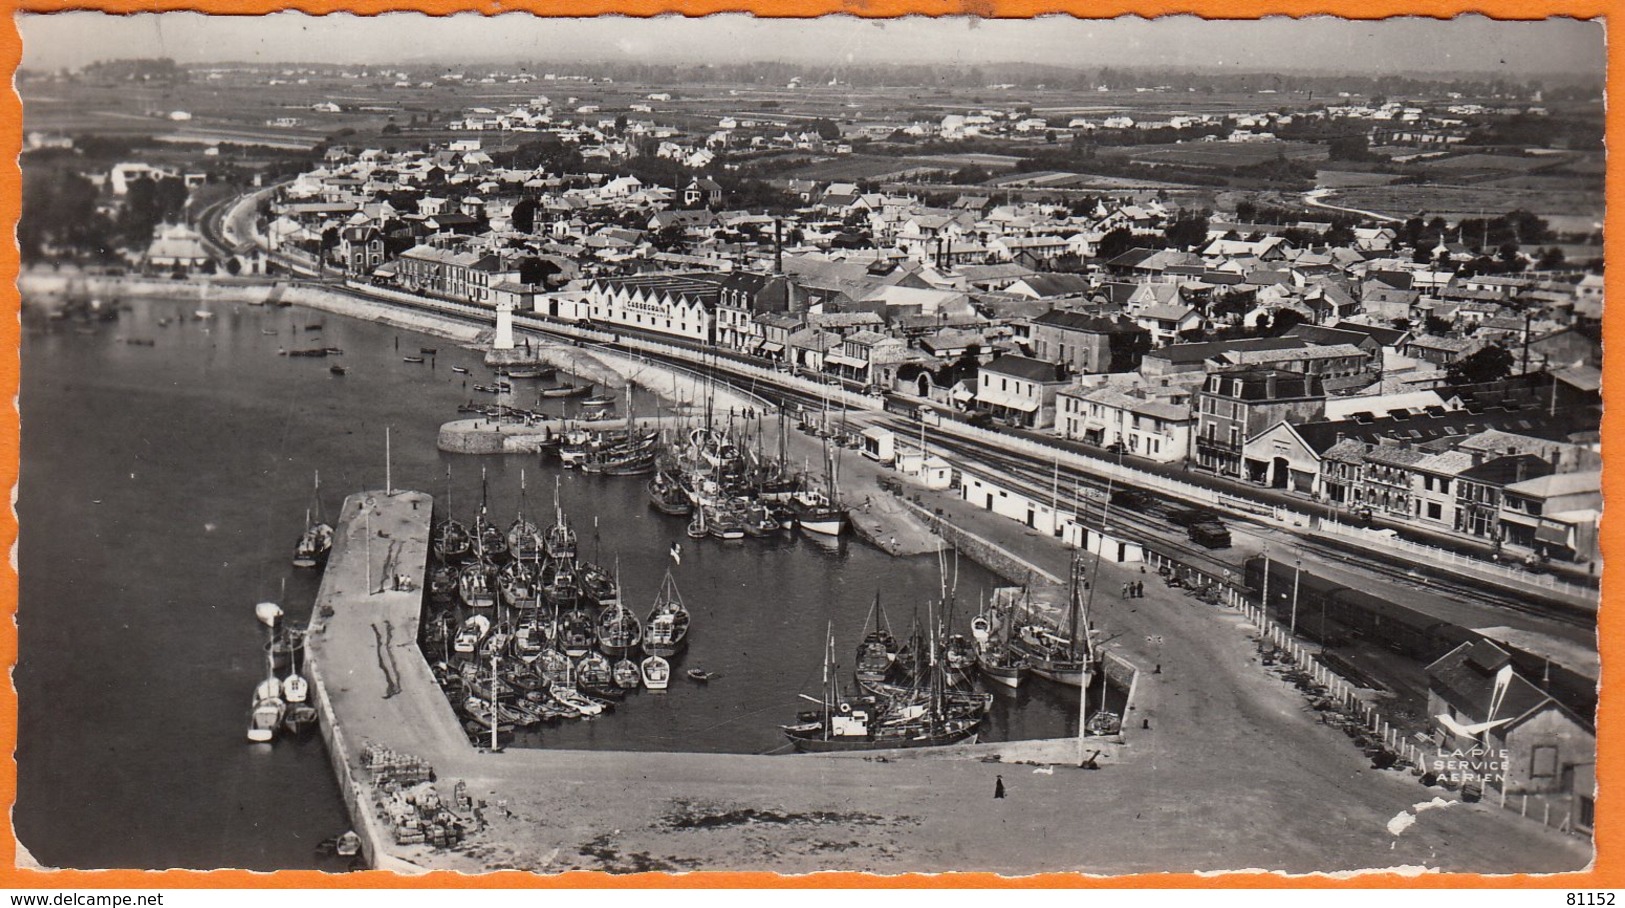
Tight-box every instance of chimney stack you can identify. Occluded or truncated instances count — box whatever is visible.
[774,219,783,275]
[1515,458,1528,483]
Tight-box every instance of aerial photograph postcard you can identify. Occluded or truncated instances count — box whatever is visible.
[11,12,1606,877]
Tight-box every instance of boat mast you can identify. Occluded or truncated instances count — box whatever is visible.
[823,620,834,742]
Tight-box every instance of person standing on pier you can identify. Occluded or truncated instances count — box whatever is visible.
[994,775,1006,799]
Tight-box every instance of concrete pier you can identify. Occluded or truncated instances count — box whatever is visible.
[303,489,462,871]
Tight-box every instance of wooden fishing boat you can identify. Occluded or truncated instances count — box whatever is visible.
[854,594,898,685]
[577,561,619,607]
[1009,559,1096,690]
[784,620,982,753]
[248,693,285,744]
[511,620,548,664]
[453,614,491,657]
[596,603,643,658]
[429,564,458,603]
[613,659,642,690]
[642,571,691,658]
[646,474,693,516]
[540,382,593,399]
[497,559,541,610]
[557,609,596,658]
[420,346,438,355]
[706,508,746,540]
[329,365,348,376]
[402,355,425,364]
[537,649,572,687]
[685,668,716,683]
[434,519,472,562]
[458,563,498,611]
[292,473,333,569]
[640,655,671,691]
[549,683,604,716]
[282,702,319,738]
[451,366,470,375]
[504,366,556,380]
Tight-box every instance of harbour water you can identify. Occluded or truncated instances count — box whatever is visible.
[17,295,1107,870]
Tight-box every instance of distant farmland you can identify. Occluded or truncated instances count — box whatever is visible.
[1118,140,1328,169]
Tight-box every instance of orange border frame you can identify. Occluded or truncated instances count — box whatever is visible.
[0,6,1616,890]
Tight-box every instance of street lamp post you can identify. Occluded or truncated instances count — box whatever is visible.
[1290,550,1302,639]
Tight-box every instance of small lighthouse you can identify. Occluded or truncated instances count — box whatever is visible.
[493,298,515,351]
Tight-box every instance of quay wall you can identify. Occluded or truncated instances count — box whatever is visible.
[898,496,1063,586]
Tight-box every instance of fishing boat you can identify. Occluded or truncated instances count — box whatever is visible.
[248,691,285,744]
[544,482,578,561]
[742,503,782,537]
[1086,710,1123,736]
[504,366,556,380]
[602,449,659,476]
[507,473,545,560]
[329,365,348,376]
[248,646,286,744]
[596,602,643,658]
[613,658,642,689]
[793,436,848,537]
[453,614,492,656]
[461,696,516,734]
[429,564,458,603]
[420,346,438,356]
[1009,559,1096,689]
[974,598,1028,690]
[458,562,498,610]
[580,393,617,410]
[646,474,693,516]
[292,472,334,569]
[640,655,671,691]
[854,594,899,685]
[549,683,604,717]
[642,571,691,657]
[434,520,472,562]
[497,559,541,610]
[403,356,425,364]
[685,668,716,683]
[541,382,593,399]
[282,701,318,738]
[783,620,982,753]
[265,624,307,672]
[706,507,746,540]
[685,510,708,539]
[537,649,572,687]
[576,652,624,701]
[577,560,619,607]
[511,619,548,663]
[472,514,508,562]
[286,347,328,357]
[451,366,470,375]
[557,608,596,658]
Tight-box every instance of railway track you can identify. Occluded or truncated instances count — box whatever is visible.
[895,418,1596,637]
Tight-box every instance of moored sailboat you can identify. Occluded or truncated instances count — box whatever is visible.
[642,570,691,657]
[292,472,334,568]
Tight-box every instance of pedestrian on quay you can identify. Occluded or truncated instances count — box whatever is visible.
[1121,582,1129,598]
[994,775,1006,799]
[1136,580,1145,598]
